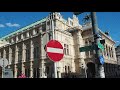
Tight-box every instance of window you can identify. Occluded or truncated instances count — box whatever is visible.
[90,51,93,56]
[64,44,69,55]
[25,68,30,78]
[68,66,70,73]
[109,47,111,58]
[33,68,39,78]
[18,47,22,62]
[34,46,39,59]
[70,21,73,26]
[33,68,36,78]
[26,48,30,61]
[64,44,66,55]
[106,45,109,56]
[37,68,40,78]
[46,67,49,75]
[36,29,39,34]
[9,39,11,43]
[67,45,69,55]
[65,66,67,73]
[85,40,88,46]
[104,44,106,56]
[18,35,21,41]
[111,48,113,57]
[89,40,92,45]
[12,48,15,64]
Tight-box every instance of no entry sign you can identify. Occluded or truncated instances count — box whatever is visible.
[46,40,64,62]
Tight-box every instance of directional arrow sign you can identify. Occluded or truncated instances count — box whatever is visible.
[79,44,97,52]
[98,41,104,51]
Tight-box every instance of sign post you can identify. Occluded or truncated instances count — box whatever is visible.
[0,58,8,78]
[3,69,13,78]
[46,40,64,78]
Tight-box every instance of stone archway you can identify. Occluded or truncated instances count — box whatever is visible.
[86,62,96,78]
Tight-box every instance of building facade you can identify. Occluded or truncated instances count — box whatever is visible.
[82,23,117,78]
[115,45,120,77]
[0,12,117,78]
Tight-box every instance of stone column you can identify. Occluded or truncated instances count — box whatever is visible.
[113,46,117,62]
[14,64,17,78]
[39,59,45,78]
[14,45,18,78]
[8,46,12,68]
[39,31,47,78]
[57,62,61,78]
[3,48,6,59]
[30,40,34,78]
[21,43,26,74]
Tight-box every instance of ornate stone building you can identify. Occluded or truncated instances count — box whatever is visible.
[0,12,117,78]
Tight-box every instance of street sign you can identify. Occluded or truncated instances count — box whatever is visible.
[0,58,8,68]
[79,44,97,52]
[98,41,104,51]
[99,55,105,64]
[3,69,13,78]
[46,40,64,62]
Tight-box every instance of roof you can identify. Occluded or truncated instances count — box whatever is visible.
[82,23,115,43]
[0,17,47,41]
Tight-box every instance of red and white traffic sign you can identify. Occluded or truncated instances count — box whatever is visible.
[46,40,64,62]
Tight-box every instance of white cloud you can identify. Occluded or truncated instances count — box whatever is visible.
[116,41,120,43]
[6,23,20,27]
[0,24,5,27]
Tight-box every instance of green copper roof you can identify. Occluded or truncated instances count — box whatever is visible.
[0,17,47,41]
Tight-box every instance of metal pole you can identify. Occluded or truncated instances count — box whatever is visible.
[84,66,87,78]
[2,59,5,78]
[90,12,105,78]
[51,19,57,78]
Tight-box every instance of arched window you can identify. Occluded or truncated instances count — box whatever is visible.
[111,48,113,57]
[68,66,70,73]
[109,47,111,58]
[106,45,109,56]
[104,44,106,56]
[65,66,67,73]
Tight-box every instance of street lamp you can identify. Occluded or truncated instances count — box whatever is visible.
[73,12,105,78]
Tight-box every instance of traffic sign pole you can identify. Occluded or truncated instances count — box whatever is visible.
[2,59,5,78]
[52,19,57,78]
[91,12,105,78]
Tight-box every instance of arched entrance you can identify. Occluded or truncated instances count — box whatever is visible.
[87,62,96,78]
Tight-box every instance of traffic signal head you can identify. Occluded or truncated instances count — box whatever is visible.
[100,39,105,44]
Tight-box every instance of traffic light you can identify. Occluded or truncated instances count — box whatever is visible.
[97,39,105,51]
[73,12,84,16]
[100,39,105,44]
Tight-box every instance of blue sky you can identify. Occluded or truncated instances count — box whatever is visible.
[0,12,119,46]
